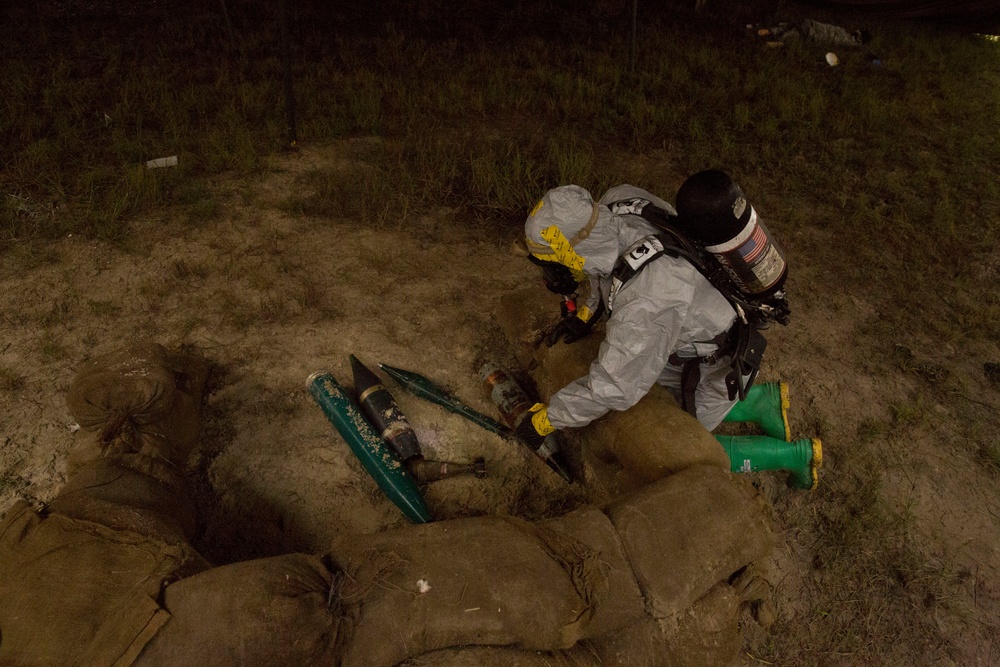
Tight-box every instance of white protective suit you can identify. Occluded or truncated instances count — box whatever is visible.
[525,184,741,432]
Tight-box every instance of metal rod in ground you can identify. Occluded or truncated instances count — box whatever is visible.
[379,363,514,439]
[306,370,431,523]
[478,360,573,483]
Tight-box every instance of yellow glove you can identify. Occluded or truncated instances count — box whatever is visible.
[513,403,556,451]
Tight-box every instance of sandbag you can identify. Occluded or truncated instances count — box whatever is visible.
[581,384,729,487]
[328,515,600,666]
[494,285,562,372]
[66,342,209,482]
[662,581,742,667]
[0,500,202,666]
[584,581,741,667]
[604,465,773,623]
[536,507,646,636]
[46,458,202,546]
[134,553,344,666]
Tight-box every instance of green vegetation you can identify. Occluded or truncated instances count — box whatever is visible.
[5,3,997,259]
[0,366,26,393]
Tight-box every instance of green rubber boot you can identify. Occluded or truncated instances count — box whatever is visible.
[716,434,823,491]
[722,381,791,441]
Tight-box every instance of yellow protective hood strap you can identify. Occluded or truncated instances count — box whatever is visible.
[525,202,600,257]
[539,226,585,274]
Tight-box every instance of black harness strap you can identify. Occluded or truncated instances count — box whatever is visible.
[607,200,770,416]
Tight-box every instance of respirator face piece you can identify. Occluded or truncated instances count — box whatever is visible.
[528,253,579,296]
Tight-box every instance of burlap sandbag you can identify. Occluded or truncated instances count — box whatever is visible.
[496,287,730,491]
[604,465,773,624]
[328,515,601,667]
[582,580,742,667]
[66,342,209,482]
[134,553,344,666]
[46,458,204,554]
[536,507,646,636]
[0,500,203,666]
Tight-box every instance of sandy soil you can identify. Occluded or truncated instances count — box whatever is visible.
[2,142,999,664]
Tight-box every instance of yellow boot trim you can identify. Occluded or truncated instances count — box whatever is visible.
[779,381,791,441]
[809,438,823,491]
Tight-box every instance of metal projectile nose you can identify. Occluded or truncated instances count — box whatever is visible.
[350,354,421,462]
[350,354,382,393]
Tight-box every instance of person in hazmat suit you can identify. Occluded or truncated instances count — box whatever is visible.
[513,170,822,490]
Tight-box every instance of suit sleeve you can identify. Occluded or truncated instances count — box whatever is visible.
[546,269,692,430]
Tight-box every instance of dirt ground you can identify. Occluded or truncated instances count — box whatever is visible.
[2,143,999,664]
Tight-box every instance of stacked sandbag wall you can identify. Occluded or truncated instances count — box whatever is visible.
[0,344,212,665]
[327,464,772,666]
[0,340,773,666]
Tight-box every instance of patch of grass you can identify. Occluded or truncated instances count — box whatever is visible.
[216,290,270,329]
[761,455,967,664]
[978,439,1000,474]
[87,299,122,317]
[257,294,294,323]
[890,398,927,428]
[856,417,888,443]
[298,280,340,321]
[3,4,997,307]
[171,259,211,282]
[40,332,68,361]
[40,297,74,327]
[176,182,220,224]
[0,366,26,392]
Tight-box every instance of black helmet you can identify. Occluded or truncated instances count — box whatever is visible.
[674,169,751,246]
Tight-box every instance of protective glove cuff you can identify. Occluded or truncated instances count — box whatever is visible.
[514,403,555,452]
[528,403,556,436]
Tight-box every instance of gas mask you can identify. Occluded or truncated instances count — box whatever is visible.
[527,253,579,296]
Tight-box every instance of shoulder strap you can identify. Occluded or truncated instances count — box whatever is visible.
[608,227,712,311]
[608,197,776,326]
[608,236,668,311]
[607,198,711,271]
